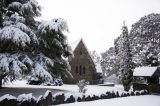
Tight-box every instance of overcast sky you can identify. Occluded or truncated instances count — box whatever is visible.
[37,0,160,54]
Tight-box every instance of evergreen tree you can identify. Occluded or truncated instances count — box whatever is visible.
[0,0,72,88]
[0,0,42,88]
[37,18,72,80]
[120,23,133,91]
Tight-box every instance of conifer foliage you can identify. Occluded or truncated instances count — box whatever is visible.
[0,0,72,88]
[120,23,133,91]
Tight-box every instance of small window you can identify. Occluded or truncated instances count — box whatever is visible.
[80,51,82,55]
[83,66,85,74]
[76,66,78,74]
[79,65,82,75]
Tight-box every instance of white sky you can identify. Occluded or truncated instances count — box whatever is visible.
[37,0,160,54]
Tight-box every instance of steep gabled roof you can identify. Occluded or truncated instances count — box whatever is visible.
[133,66,157,77]
[70,39,102,73]
[71,39,94,62]
[70,39,81,51]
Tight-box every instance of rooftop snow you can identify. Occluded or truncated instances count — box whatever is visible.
[133,67,157,77]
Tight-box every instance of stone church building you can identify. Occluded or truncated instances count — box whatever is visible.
[65,39,102,84]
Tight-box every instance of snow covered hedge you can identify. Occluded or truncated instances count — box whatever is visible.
[52,90,149,105]
[0,90,149,106]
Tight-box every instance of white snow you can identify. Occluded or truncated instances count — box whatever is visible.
[58,95,160,106]
[0,26,31,47]
[0,54,28,75]
[6,80,129,96]
[133,66,157,76]
[17,93,36,102]
[30,63,53,82]
[0,94,16,102]
[2,80,160,106]
[38,18,69,34]
[8,2,22,10]
[96,62,102,73]
[43,90,51,98]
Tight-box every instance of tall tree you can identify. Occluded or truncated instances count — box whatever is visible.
[130,13,160,67]
[101,47,121,84]
[120,23,133,91]
[0,0,72,88]
[0,0,42,88]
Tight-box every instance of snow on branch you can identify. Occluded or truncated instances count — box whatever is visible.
[29,63,53,82]
[21,2,33,13]
[0,55,10,73]
[0,54,29,79]
[16,22,30,32]
[0,26,31,47]
[38,18,69,35]
[8,2,22,10]
[34,54,54,68]
[8,0,41,17]
[10,14,25,23]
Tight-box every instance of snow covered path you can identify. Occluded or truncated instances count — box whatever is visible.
[58,95,160,106]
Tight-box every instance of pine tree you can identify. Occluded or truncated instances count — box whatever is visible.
[120,22,133,91]
[0,0,41,88]
[0,0,71,88]
[37,18,72,80]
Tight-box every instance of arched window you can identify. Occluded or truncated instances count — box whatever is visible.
[79,65,82,75]
[83,66,85,74]
[80,51,82,55]
[76,66,78,74]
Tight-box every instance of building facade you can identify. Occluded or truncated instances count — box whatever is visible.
[65,39,98,84]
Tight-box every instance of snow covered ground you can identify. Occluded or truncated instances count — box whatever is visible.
[2,80,160,106]
[58,95,160,106]
[3,80,130,98]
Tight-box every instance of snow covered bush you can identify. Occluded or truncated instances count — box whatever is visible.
[77,79,89,93]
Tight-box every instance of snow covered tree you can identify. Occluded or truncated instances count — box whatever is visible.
[0,0,70,88]
[90,50,101,63]
[130,13,160,67]
[101,47,121,83]
[120,23,133,91]
[38,18,72,80]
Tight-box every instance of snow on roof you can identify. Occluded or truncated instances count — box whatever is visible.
[96,62,102,73]
[70,39,81,51]
[133,66,157,77]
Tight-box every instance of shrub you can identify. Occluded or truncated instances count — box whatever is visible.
[77,79,89,93]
